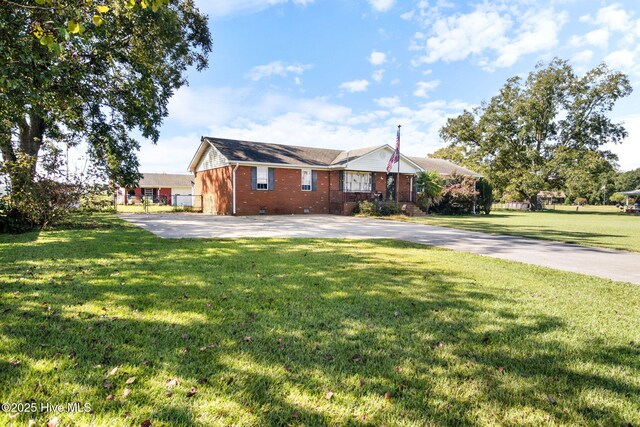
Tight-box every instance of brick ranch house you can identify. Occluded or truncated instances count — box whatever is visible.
[188,137,480,216]
[116,173,195,206]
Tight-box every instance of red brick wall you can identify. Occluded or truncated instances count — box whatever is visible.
[159,188,172,205]
[195,167,233,214]
[197,166,416,215]
[235,166,330,215]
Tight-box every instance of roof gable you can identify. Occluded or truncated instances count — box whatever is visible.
[341,145,423,173]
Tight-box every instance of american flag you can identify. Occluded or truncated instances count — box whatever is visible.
[386,126,400,173]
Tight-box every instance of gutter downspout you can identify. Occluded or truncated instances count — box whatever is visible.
[232,162,240,215]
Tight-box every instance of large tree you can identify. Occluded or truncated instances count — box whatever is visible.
[0,0,211,191]
[439,59,632,208]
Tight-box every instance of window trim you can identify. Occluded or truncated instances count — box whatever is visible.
[144,188,154,199]
[343,171,373,192]
[256,166,269,190]
[301,169,312,192]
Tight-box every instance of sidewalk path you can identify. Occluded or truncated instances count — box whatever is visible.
[119,214,640,285]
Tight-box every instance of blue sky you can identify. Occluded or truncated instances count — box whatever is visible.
[131,0,640,173]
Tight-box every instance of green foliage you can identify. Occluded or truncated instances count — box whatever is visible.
[355,200,378,216]
[574,197,588,206]
[378,201,400,216]
[477,178,494,214]
[0,0,211,191]
[415,171,443,214]
[354,200,400,216]
[434,173,478,215]
[439,58,632,210]
[615,168,640,192]
[0,154,81,232]
[609,192,627,204]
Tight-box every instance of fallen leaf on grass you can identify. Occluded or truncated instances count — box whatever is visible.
[283,365,291,372]
[546,394,557,405]
[384,392,392,400]
[243,336,252,343]
[108,367,118,376]
[140,420,152,427]
[47,417,59,427]
[498,367,505,373]
[359,378,366,387]
[291,410,299,419]
[325,391,334,400]
[165,391,173,397]
[103,380,113,389]
[106,394,114,401]
[123,388,132,397]
[125,377,136,385]
[166,378,179,388]
[186,386,197,398]
[28,420,36,426]
[352,354,362,362]
[197,377,208,384]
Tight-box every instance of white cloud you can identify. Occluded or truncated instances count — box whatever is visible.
[411,3,567,70]
[368,0,394,12]
[246,61,312,81]
[339,79,370,93]
[593,4,634,32]
[570,29,609,49]
[375,96,400,108]
[166,86,351,129]
[368,51,387,65]
[197,0,314,18]
[604,48,640,74]
[372,69,385,82]
[605,113,640,171]
[413,80,440,98]
[572,50,594,64]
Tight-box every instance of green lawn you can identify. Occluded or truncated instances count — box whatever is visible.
[1,215,639,426]
[392,206,640,252]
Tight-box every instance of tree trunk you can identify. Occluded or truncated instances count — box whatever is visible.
[1,113,46,194]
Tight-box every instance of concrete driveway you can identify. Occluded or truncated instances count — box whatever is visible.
[119,213,640,285]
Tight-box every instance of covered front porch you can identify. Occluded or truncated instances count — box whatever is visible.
[329,171,418,215]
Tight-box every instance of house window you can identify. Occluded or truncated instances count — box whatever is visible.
[144,188,154,199]
[256,167,269,190]
[344,172,372,192]
[301,169,312,191]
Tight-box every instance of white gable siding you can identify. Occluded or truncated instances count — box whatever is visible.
[196,145,229,172]
[345,147,422,174]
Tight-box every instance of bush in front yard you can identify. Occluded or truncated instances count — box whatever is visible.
[355,200,400,216]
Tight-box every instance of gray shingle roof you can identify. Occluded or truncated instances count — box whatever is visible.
[191,137,476,177]
[204,137,343,167]
[138,173,194,188]
[408,157,482,178]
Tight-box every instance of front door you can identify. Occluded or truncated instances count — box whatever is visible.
[386,174,396,201]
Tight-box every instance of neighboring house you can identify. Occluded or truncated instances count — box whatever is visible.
[187,137,480,216]
[537,191,566,205]
[116,173,195,206]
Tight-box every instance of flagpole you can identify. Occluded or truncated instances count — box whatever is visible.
[396,125,400,204]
